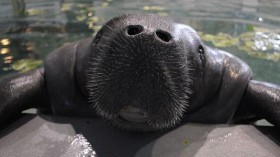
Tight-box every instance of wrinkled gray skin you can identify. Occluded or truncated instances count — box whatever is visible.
[0,14,279,131]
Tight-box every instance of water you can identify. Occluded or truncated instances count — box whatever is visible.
[0,0,280,84]
[54,134,97,157]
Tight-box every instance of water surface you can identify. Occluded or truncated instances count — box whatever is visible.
[0,0,280,84]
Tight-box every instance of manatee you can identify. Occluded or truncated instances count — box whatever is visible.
[0,14,279,131]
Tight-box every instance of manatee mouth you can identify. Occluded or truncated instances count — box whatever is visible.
[119,106,149,123]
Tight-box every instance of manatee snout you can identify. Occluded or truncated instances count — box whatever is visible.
[87,14,192,131]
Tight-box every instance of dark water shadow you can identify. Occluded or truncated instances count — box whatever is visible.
[0,113,36,139]
[2,114,280,157]
[134,123,217,157]
[40,115,172,157]
[47,116,280,157]
[254,126,280,146]
[39,115,214,157]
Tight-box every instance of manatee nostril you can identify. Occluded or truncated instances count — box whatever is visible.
[126,25,144,36]
[156,30,172,42]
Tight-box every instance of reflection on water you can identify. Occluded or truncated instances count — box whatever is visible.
[0,48,9,55]
[254,31,280,53]
[12,58,42,72]
[0,0,280,83]
[200,27,280,61]
[0,39,11,46]
[57,134,96,157]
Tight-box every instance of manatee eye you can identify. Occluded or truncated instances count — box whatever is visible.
[126,25,144,36]
[198,45,205,61]
[198,45,204,54]
[93,30,103,46]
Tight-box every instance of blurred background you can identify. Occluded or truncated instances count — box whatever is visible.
[0,0,279,84]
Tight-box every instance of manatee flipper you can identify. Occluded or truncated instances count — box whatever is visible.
[243,80,280,127]
[0,68,48,126]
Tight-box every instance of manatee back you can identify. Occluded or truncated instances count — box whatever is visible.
[44,38,95,116]
[184,46,253,123]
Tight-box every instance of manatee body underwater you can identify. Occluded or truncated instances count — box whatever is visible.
[0,14,280,132]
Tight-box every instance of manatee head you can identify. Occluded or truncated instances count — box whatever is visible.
[87,14,205,131]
